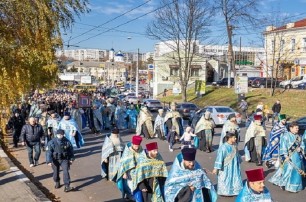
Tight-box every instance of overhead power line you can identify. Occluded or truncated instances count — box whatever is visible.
[72,0,176,46]
[70,0,152,41]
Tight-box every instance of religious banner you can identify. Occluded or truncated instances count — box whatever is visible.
[76,94,92,108]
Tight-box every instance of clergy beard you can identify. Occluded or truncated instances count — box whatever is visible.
[110,134,121,146]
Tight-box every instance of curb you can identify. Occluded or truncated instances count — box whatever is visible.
[0,145,51,202]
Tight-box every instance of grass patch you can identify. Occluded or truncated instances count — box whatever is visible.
[159,87,306,119]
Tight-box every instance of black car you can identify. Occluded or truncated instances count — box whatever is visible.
[189,108,206,128]
[251,78,281,88]
[248,77,260,87]
[215,77,234,86]
[176,102,199,120]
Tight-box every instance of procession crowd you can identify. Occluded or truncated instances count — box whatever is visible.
[6,88,306,202]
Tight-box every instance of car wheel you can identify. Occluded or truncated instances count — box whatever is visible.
[285,85,292,89]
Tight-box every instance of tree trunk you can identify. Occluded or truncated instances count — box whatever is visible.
[181,84,187,102]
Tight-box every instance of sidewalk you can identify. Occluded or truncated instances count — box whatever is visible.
[0,144,51,202]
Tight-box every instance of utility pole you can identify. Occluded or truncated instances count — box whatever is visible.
[227,25,233,88]
[239,36,241,70]
[136,48,139,97]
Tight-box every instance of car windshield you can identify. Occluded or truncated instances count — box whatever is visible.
[181,104,197,109]
[150,101,161,104]
[215,107,235,113]
[292,76,302,81]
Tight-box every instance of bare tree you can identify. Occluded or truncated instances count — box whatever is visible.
[147,0,212,101]
[214,0,261,87]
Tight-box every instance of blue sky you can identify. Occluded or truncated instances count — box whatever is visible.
[63,0,306,53]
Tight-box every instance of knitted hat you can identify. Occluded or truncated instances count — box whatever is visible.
[56,129,65,135]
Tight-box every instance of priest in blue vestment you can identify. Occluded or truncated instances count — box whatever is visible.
[116,135,145,201]
[269,122,306,193]
[263,114,288,168]
[213,131,242,196]
[132,142,168,202]
[101,128,125,181]
[57,112,84,149]
[165,147,217,202]
[236,168,273,202]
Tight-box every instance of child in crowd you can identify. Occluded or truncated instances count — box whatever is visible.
[167,126,179,152]
[180,126,196,149]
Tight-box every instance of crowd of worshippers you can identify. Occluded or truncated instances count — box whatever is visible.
[6,89,306,200]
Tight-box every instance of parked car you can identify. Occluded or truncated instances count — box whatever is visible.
[143,99,163,111]
[190,109,206,128]
[191,106,241,126]
[280,74,306,89]
[176,102,199,120]
[287,116,306,135]
[125,96,141,104]
[297,82,306,89]
[248,77,260,86]
[213,77,234,86]
[251,78,281,88]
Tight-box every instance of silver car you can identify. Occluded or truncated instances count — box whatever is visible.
[143,99,163,111]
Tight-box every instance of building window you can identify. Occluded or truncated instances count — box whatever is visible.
[280,40,285,52]
[191,68,200,77]
[291,39,295,52]
[169,65,179,76]
[303,38,306,52]
[271,40,275,52]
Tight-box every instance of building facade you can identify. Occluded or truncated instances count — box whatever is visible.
[56,49,108,61]
[264,18,306,79]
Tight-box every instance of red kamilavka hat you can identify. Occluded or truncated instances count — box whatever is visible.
[132,135,142,145]
[245,168,265,182]
[254,115,262,121]
[146,142,158,151]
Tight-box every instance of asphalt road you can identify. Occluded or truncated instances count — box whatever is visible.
[9,120,306,202]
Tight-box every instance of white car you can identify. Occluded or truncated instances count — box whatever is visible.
[279,74,306,89]
[202,106,241,125]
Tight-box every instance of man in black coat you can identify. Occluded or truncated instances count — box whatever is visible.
[8,109,25,148]
[46,129,75,192]
[272,100,281,125]
[21,117,44,167]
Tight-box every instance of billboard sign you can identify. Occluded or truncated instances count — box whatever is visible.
[195,80,206,95]
[59,74,75,81]
[80,76,92,84]
[148,64,154,71]
[235,76,248,94]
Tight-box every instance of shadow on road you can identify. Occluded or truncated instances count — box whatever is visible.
[72,174,101,190]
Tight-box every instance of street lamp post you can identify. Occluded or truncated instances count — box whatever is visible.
[136,48,139,97]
